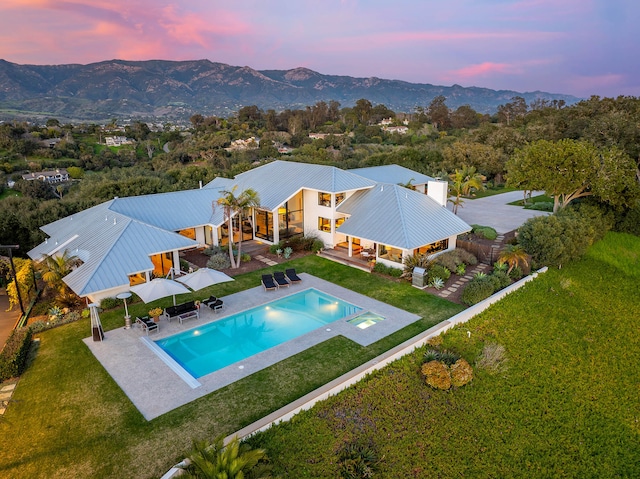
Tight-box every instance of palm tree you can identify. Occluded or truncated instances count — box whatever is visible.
[216,186,260,268]
[39,249,81,293]
[498,244,529,275]
[179,435,272,479]
[448,165,485,214]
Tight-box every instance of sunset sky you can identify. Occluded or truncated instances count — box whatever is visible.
[0,0,637,98]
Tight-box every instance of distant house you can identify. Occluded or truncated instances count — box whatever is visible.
[29,160,469,303]
[225,137,258,151]
[22,168,69,183]
[382,126,409,135]
[105,136,133,147]
[41,138,62,149]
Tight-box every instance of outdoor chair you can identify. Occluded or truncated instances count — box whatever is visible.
[285,268,302,283]
[273,271,290,287]
[136,316,158,335]
[203,295,224,312]
[261,274,278,291]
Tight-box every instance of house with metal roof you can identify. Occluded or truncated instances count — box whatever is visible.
[29,160,470,303]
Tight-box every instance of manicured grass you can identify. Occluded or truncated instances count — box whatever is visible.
[508,193,553,207]
[0,256,462,479]
[469,185,517,199]
[247,232,640,477]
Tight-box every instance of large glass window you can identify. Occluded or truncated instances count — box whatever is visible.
[279,193,304,240]
[318,217,331,232]
[377,244,403,263]
[416,239,449,256]
[335,217,346,229]
[335,192,346,206]
[318,192,331,207]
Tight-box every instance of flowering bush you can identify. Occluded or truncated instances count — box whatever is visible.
[148,307,163,317]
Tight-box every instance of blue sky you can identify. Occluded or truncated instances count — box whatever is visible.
[1,0,638,98]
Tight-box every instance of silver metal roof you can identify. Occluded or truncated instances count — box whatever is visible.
[108,187,226,229]
[349,164,434,186]
[28,200,199,297]
[205,160,376,210]
[336,183,471,250]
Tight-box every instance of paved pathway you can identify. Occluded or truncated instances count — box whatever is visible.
[449,190,550,234]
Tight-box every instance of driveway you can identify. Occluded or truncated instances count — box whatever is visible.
[448,190,550,234]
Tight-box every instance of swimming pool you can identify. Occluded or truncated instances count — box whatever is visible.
[155,288,362,378]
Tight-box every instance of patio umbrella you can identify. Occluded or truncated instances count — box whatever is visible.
[130,278,191,306]
[176,267,234,292]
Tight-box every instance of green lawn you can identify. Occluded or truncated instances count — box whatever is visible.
[468,184,517,199]
[247,232,640,477]
[0,256,463,479]
[0,189,21,200]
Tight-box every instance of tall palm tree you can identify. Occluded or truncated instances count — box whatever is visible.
[216,186,260,268]
[179,435,272,479]
[39,249,81,293]
[448,165,485,214]
[498,244,529,275]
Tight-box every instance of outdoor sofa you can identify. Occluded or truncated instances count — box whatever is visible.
[164,301,199,323]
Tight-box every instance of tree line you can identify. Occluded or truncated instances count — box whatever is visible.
[1,94,639,256]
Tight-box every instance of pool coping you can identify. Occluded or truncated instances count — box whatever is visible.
[83,274,420,420]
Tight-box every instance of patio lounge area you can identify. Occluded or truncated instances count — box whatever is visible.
[83,273,420,420]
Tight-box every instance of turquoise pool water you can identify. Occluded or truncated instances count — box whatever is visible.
[155,288,362,378]
[347,311,385,329]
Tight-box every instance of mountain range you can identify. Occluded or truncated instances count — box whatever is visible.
[0,59,580,122]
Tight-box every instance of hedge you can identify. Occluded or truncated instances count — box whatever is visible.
[0,327,33,382]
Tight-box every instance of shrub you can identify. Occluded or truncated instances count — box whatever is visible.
[430,277,445,289]
[311,239,324,252]
[456,248,478,265]
[0,327,33,382]
[283,247,293,259]
[203,246,223,256]
[240,253,251,263]
[450,359,474,387]
[455,263,466,275]
[525,201,554,212]
[433,251,459,272]
[428,264,450,282]
[518,202,615,268]
[206,252,231,270]
[492,270,512,289]
[421,360,451,390]
[180,259,190,272]
[508,266,523,280]
[461,277,494,305]
[472,224,498,240]
[424,348,460,366]
[476,343,508,373]
[99,297,120,310]
[403,253,434,275]
[372,262,403,278]
[269,243,283,254]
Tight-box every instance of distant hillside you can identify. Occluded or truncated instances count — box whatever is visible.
[0,59,579,122]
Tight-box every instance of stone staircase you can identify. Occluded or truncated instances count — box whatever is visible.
[435,232,507,300]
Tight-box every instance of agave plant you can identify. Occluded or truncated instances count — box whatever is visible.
[430,277,445,289]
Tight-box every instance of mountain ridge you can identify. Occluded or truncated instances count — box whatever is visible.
[0,59,579,122]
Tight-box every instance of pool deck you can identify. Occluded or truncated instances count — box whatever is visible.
[83,274,420,420]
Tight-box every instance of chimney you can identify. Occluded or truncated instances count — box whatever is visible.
[427,180,448,207]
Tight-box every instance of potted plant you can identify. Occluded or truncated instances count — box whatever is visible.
[148,307,163,322]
